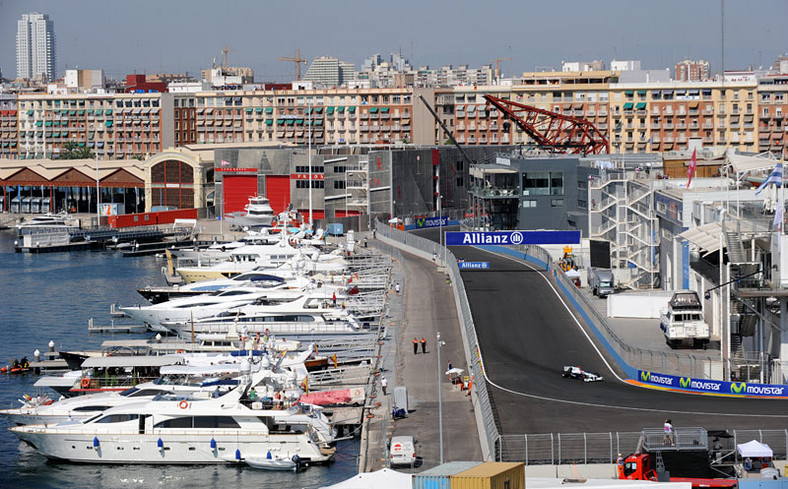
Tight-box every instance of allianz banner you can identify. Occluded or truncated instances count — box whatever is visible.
[638,370,788,397]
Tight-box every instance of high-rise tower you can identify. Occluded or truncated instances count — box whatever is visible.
[17,12,56,82]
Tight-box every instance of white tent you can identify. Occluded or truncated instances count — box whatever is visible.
[737,440,773,458]
[319,468,412,489]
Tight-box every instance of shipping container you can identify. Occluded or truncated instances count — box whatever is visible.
[450,462,525,489]
[107,208,198,228]
[413,461,483,489]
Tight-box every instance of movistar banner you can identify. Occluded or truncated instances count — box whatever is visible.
[638,370,788,397]
[446,230,581,246]
[405,217,456,230]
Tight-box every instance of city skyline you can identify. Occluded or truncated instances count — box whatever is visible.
[2,0,788,83]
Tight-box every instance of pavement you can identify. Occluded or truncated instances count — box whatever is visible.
[362,241,482,472]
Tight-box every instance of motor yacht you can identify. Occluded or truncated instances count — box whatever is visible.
[224,195,276,229]
[10,369,336,465]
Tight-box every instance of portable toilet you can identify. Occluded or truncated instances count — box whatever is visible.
[413,462,482,489]
[21,197,32,213]
[41,197,51,214]
[393,386,408,412]
[31,197,41,214]
[10,196,20,213]
[450,462,525,489]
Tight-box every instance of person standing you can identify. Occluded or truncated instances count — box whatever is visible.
[663,419,675,446]
[395,283,401,294]
[381,376,388,395]
[421,337,427,353]
[332,291,336,306]
[413,337,419,354]
[447,360,453,371]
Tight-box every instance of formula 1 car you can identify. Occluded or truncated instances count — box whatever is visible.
[562,365,604,382]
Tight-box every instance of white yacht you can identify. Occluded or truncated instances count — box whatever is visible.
[165,293,366,337]
[138,271,303,304]
[224,195,276,229]
[171,229,279,263]
[15,212,78,232]
[10,370,336,465]
[175,240,321,284]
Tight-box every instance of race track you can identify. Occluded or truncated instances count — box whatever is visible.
[414,228,788,434]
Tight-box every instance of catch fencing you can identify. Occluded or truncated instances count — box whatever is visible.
[498,429,788,465]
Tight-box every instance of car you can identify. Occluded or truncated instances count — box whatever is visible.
[562,365,603,382]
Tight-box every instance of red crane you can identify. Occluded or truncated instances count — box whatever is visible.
[482,94,609,155]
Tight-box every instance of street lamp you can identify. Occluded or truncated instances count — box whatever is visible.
[436,331,445,464]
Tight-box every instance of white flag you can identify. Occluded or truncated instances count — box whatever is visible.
[775,193,784,231]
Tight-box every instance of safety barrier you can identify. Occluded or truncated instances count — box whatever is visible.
[498,429,788,465]
[375,221,500,461]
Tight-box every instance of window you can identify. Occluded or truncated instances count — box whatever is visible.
[551,199,564,207]
[456,176,464,187]
[522,200,537,208]
[95,414,139,423]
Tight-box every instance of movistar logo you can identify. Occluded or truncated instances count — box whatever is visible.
[680,378,690,388]
[417,217,425,227]
[731,382,746,394]
[641,371,650,381]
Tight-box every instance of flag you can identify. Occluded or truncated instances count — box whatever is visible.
[331,354,338,368]
[220,160,230,167]
[301,376,309,395]
[774,197,784,231]
[686,149,697,188]
[755,163,784,196]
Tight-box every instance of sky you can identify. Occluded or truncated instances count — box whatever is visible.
[1,0,787,82]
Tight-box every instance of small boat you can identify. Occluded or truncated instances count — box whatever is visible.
[245,452,303,471]
[224,196,276,229]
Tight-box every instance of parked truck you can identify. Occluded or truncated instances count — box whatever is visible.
[588,268,615,297]
[659,291,710,349]
[618,427,738,489]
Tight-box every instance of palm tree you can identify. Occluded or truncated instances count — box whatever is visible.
[59,141,93,160]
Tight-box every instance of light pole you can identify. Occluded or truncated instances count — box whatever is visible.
[436,331,445,464]
[307,98,313,229]
[95,149,100,227]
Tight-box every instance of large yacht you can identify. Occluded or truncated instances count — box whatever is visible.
[10,369,336,464]
[164,293,366,337]
[224,195,276,229]
[15,212,78,233]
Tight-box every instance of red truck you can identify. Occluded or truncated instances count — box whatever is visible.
[618,428,738,489]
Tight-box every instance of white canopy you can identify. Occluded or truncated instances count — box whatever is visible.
[728,153,778,175]
[737,440,773,458]
[319,468,411,489]
[565,269,581,278]
[679,222,724,256]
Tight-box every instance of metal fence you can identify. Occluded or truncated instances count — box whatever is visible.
[498,429,788,465]
[375,222,500,461]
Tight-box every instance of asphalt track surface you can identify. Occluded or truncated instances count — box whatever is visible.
[413,228,788,435]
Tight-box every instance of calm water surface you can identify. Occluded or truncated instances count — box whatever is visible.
[0,229,359,489]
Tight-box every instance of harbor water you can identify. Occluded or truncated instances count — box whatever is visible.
[0,229,359,489]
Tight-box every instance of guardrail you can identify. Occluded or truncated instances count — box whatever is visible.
[498,429,788,465]
[375,221,500,461]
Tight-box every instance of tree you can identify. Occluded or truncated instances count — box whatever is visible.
[58,141,93,160]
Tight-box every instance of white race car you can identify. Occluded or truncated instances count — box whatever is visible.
[562,365,604,382]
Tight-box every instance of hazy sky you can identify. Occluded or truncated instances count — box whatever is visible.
[2,0,787,82]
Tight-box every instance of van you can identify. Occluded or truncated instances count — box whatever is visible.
[588,268,615,297]
[389,435,416,467]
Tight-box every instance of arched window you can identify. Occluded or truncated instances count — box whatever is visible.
[150,159,194,209]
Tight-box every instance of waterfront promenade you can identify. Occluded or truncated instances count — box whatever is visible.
[361,240,482,471]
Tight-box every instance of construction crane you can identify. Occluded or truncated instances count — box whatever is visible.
[491,57,511,80]
[279,49,308,81]
[221,45,235,68]
[483,94,609,155]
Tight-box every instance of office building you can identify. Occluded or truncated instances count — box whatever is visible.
[675,59,711,82]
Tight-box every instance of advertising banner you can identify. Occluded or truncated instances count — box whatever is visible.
[638,370,788,398]
[446,230,581,246]
[458,261,490,270]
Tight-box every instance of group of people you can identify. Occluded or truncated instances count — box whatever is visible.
[11,357,29,370]
[412,337,427,354]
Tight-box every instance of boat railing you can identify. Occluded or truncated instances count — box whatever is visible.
[74,375,161,391]
[180,320,359,335]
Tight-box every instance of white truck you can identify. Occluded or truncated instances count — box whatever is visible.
[659,291,710,349]
[588,268,615,297]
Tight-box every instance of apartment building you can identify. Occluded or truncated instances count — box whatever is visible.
[608,81,759,153]
[0,95,19,159]
[15,93,173,159]
[756,75,788,158]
